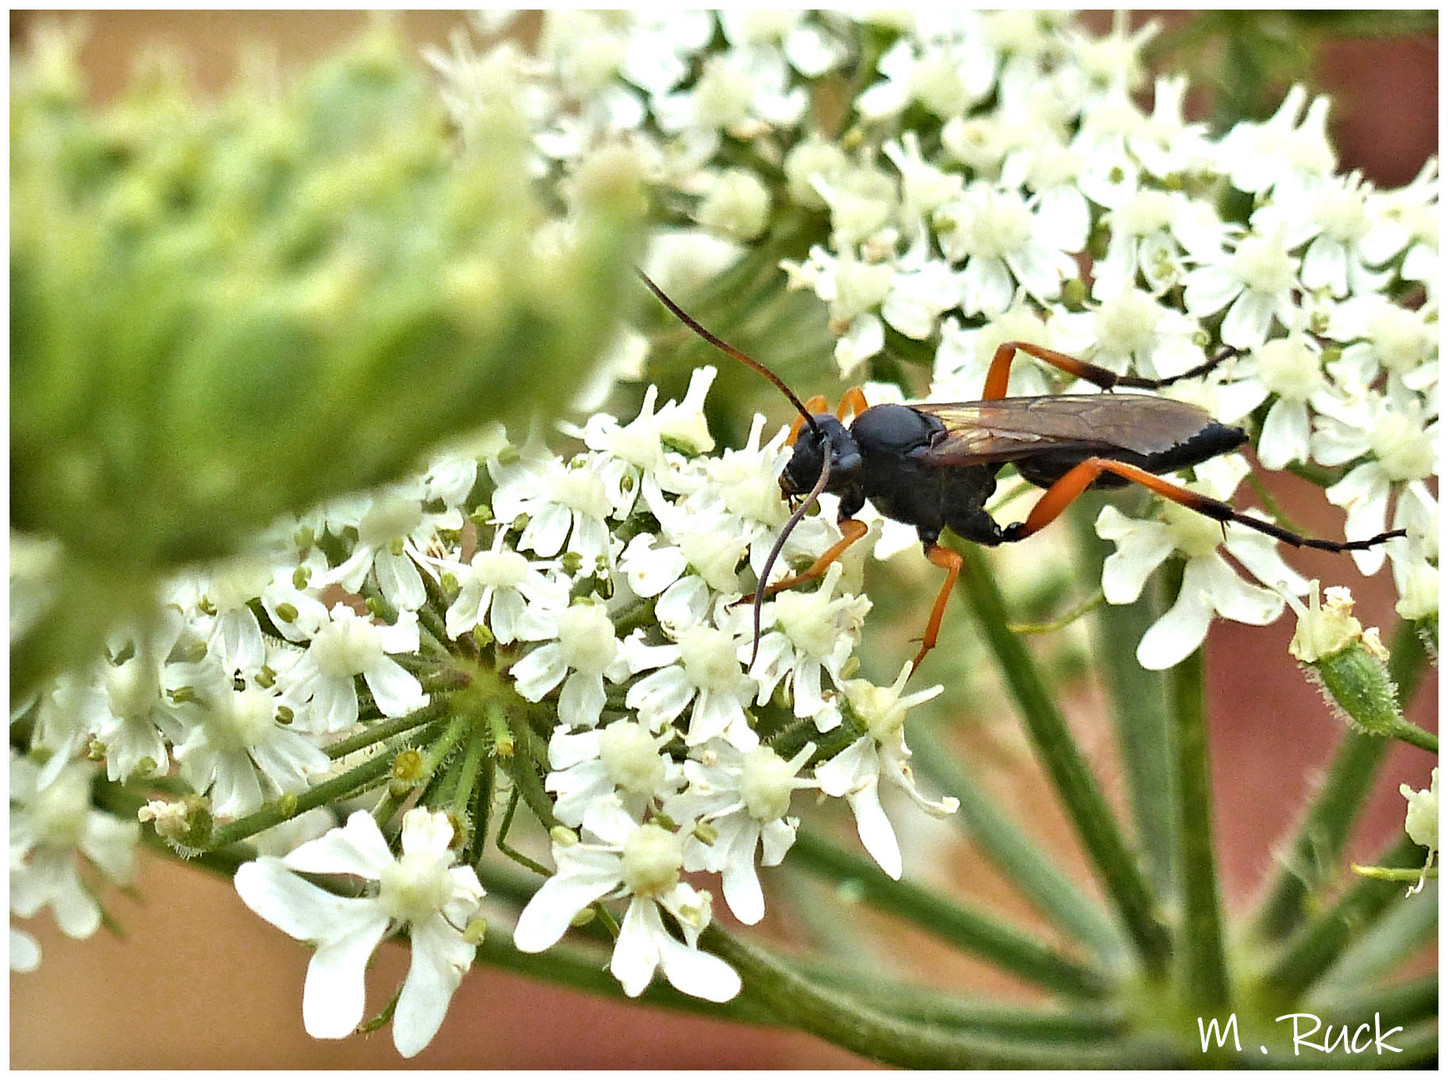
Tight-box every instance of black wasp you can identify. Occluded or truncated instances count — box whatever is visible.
[639,272,1404,671]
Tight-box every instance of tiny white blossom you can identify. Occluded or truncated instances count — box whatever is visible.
[1313,387,1438,574]
[513,795,741,1002]
[323,480,463,613]
[663,740,817,924]
[172,674,331,820]
[283,605,429,733]
[1217,84,1336,200]
[494,455,619,574]
[750,563,872,719]
[1095,456,1311,669]
[815,664,954,880]
[11,753,139,941]
[234,809,485,1058]
[442,528,569,645]
[1213,332,1340,471]
[1183,229,1301,349]
[935,182,1079,314]
[626,624,758,749]
[545,718,685,832]
[511,603,635,729]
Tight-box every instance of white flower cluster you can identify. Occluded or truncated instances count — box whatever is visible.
[12,9,1438,1062]
[428,10,1437,669]
[10,366,954,1055]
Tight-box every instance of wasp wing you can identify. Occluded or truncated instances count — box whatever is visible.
[912,394,1225,467]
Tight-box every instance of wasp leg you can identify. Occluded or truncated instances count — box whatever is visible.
[836,386,871,421]
[788,395,832,444]
[911,543,963,672]
[752,517,870,599]
[983,342,1239,401]
[1004,457,1406,552]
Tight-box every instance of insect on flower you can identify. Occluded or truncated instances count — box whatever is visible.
[638,272,1406,673]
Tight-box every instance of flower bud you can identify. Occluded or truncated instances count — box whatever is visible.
[1288,583,1405,738]
[10,26,638,698]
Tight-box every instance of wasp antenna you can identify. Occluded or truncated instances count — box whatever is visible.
[637,269,821,434]
[750,436,833,667]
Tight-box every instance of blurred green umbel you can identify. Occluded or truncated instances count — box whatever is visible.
[10,21,644,701]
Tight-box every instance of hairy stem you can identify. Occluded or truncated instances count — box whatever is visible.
[952,541,1172,978]
[1249,619,1430,941]
[789,831,1110,998]
[1169,641,1229,1011]
[908,723,1127,964]
[702,927,1177,1068]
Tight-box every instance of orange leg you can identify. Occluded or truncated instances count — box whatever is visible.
[982,341,1238,401]
[836,386,870,422]
[787,387,871,444]
[911,543,963,672]
[758,517,870,598]
[788,395,831,444]
[1008,457,1403,552]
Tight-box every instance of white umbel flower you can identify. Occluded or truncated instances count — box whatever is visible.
[815,665,954,880]
[11,753,139,941]
[233,809,485,1059]
[663,740,817,924]
[1095,456,1311,669]
[513,795,741,1002]
[283,605,428,733]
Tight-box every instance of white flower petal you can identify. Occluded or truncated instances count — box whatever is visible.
[1194,552,1284,625]
[510,644,569,702]
[558,670,607,728]
[303,916,391,1039]
[610,896,665,997]
[656,931,742,1002]
[1136,575,1214,670]
[512,850,621,953]
[235,859,365,941]
[392,918,476,1058]
[1096,508,1174,604]
[363,657,428,718]
[1221,289,1277,349]
[282,811,396,878]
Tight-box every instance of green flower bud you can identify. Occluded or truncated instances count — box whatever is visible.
[392,748,425,783]
[1288,583,1407,740]
[10,22,640,699]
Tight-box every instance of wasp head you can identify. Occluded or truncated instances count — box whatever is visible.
[780,414,861,501]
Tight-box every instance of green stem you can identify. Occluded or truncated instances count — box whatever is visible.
[1373,714,1438,753]
[788,955,1128,1039]
[702,927,1177,1068]
[372,706,474,826]
[953,541,1173,978]
[323,701,449,760]
[472,929,780,1027]
[1308,972,1440,1032]
[1169,641,1230,1011]
[449,730,487,819]
[1249,620,1429,942]
[1306,875,1437,994]
[908,723,1127,964]
[1070,500,1176,897]
[1260,834,1427,1000]
[208,733,421,849]
[789,831,1109,998]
